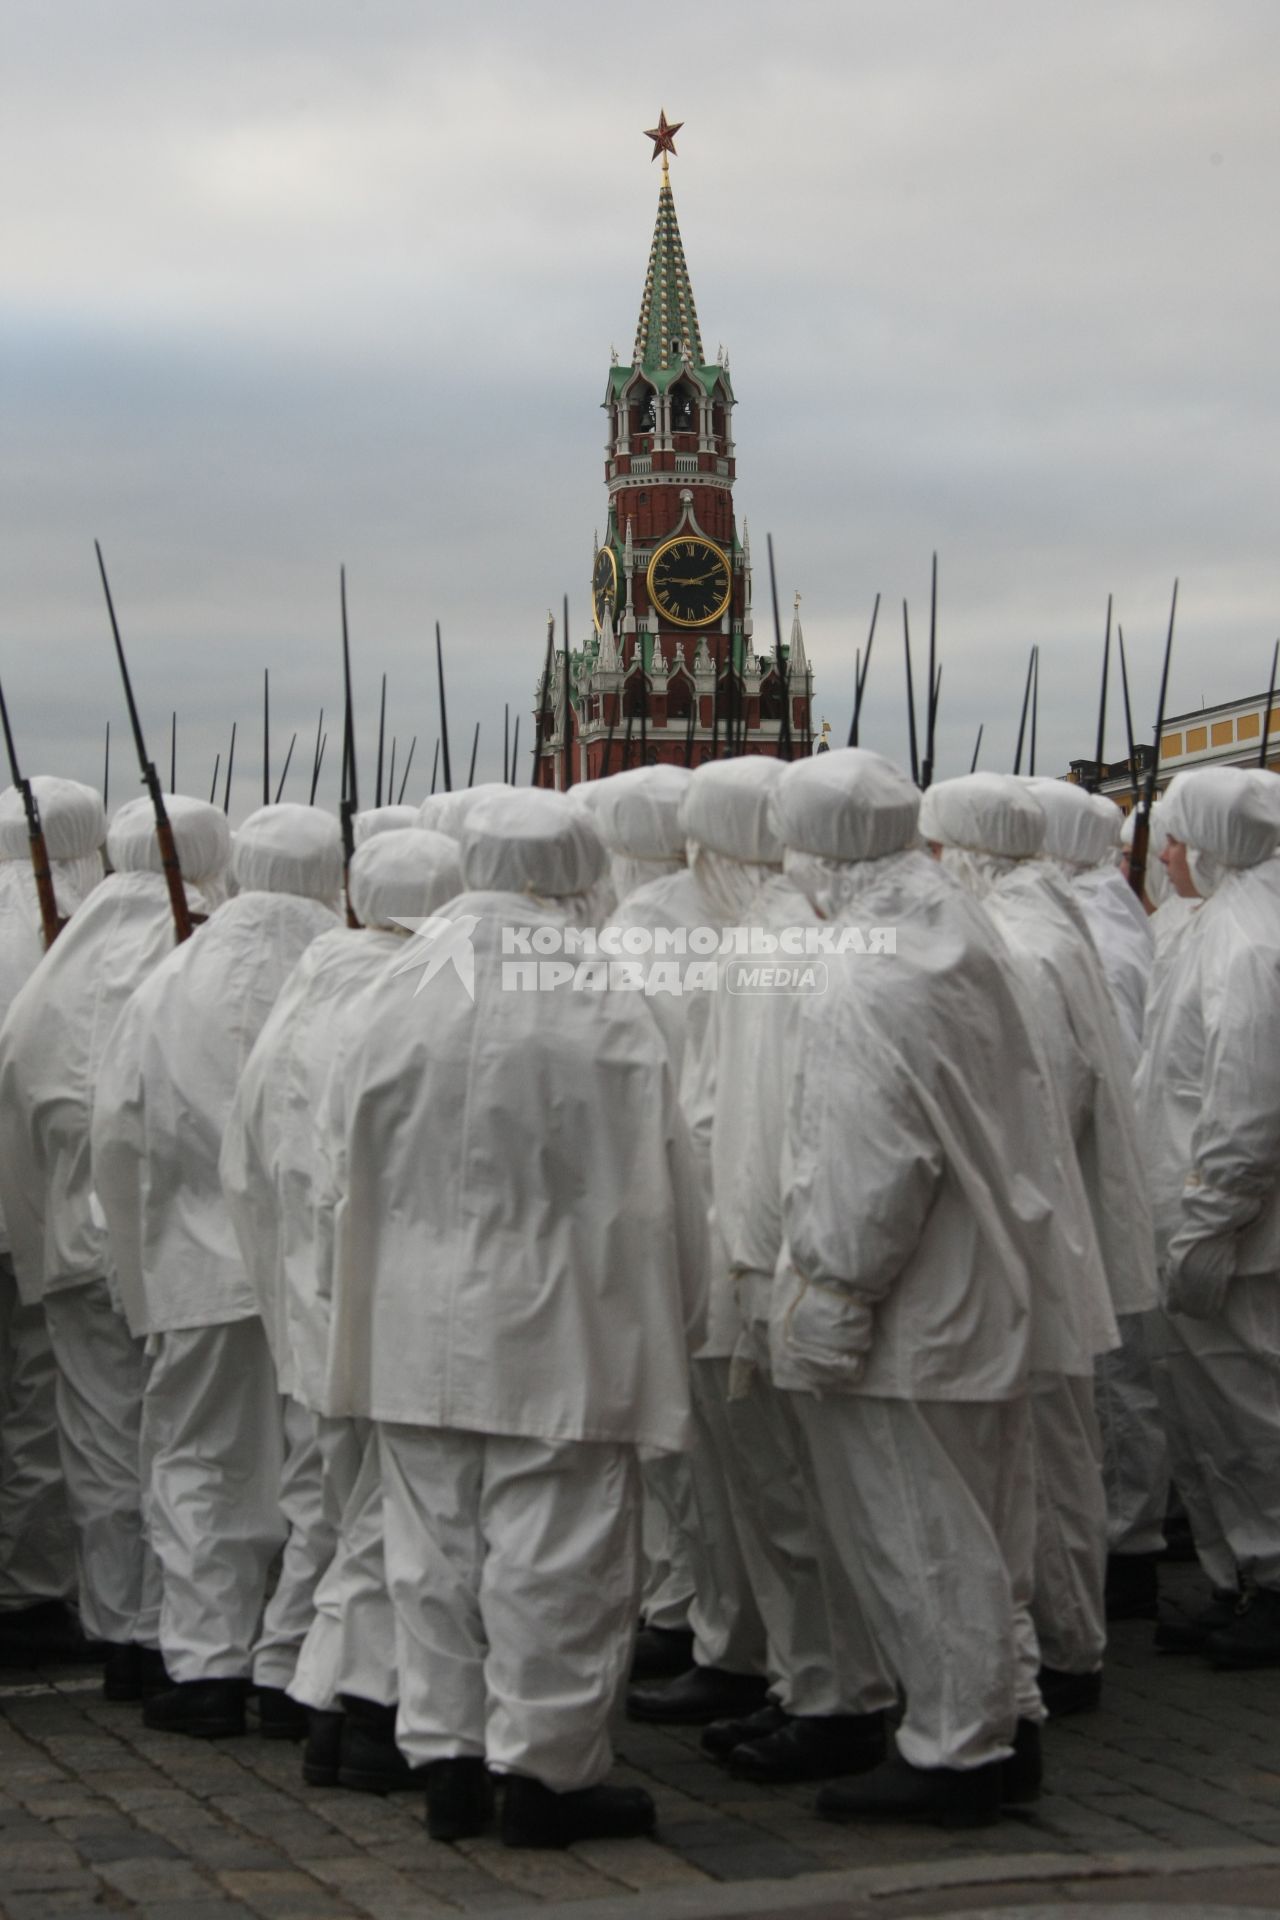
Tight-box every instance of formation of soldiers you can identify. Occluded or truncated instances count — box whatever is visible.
[0,743,1277,1850]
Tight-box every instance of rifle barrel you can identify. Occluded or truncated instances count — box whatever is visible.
[1259,639,1279,770]
[397,735,417,805]
[1091,596,1112,792]
[849,593,880,748]
[274,731,296,804]
[435,623,453,793]
[902,600,920,787]
[562,594,573,790]
[1012,646,1034,775]
[94,542,192,941]
[766,534,792,760]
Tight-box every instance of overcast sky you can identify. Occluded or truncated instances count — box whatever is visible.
[4,0,1278,813]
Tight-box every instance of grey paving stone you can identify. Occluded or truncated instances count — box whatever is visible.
[96,1854,219,1900]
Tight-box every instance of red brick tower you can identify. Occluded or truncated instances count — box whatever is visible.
[536,116,813,788]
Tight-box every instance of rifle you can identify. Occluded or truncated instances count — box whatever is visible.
[848,592,880,747]
[562,594,574,791]
[169,711,177,794]
[766,534,793,760]
[1089,596,1112,793]
[921,554,939,789]
[209,751,221,807]
[339,567,359,926]
[1117,626,1139,805]
[508,718,519,785]
[1260,639,1278,770]
[436,623,454,793]
[970,722,984,773]
[375,673,387,807]
[467,721,480,789]
[1012,646,1035,775]
[274,731,296,804]
[0,677,64,948]
[902,601,920,786]
[430,738,440,796]
[310,709,326,805]
[387,736,397,808]
[1127,580,1178,905]
[1028,647,1039,776]
[95,542,194,942]
[397,735,417,804]
[310,708,325,805]
[223,721,237,815]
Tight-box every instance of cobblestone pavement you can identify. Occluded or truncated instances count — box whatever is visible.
[3,1568,1280,1920]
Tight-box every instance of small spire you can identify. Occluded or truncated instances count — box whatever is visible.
[789,592,808,673]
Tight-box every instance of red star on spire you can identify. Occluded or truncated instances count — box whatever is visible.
[644,110,683,163]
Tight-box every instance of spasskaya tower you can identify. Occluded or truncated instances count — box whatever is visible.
[535,113,813,786]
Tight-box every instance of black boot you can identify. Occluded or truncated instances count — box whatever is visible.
[729,1710,886,1783]
[1037,1665,1102,1717]
[1002,1718,1042,1804]
[629,1625,695,1682]
[500,1775,656,1849]
[0,1600,105,1669]
[1155,1586,1239,1654]
[337,1695,424,1793]
[102,1643,170,1703]
[255,1686,310,1741]
[627,1666,769,1725]
[302,1709,344,1787]
[143,1678,248,1738]
[702,1700,788,1761]
[1105,1551,1161,1622]
[1206,1586,1280,1669]
[424,1758,495,1841]
[816,1754,1004,1829]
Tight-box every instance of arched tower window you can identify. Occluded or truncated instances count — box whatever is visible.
[667,672,692,719]
[630,383,656,435]
[670,379,697,434]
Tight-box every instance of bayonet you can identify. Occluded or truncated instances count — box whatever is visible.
[94,541,193,941]
[848,592,880,748]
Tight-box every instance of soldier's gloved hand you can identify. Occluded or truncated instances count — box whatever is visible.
[1163,1232,1235,1320]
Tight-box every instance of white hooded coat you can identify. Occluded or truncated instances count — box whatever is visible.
[591,763,691,903]
[921,774,1151,1329]
[1135,769,1280,1314]
[1028,779,1153,1063]
[91,805,340,1337]
[320,790,707,1451]
[0,797,230,1305]
[779,760,1105,1399]
[221,829,463,1408]
[0,778,106,1256]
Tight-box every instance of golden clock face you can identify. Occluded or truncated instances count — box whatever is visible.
[592,547,618,632]
[646,535,732,628]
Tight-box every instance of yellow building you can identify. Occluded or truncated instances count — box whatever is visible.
[1070,688,1280,814]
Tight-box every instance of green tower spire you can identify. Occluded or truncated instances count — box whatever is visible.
[632,159,705,376]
